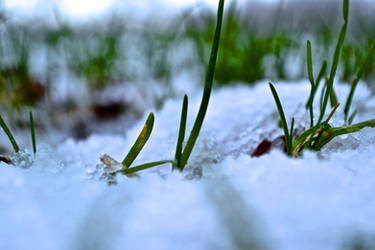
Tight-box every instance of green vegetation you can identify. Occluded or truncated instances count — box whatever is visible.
[109,0,225,176]
[0,111,37,155]
[0,113,20,153]
[1,1,375,111]
[269,0,375,157]
[0,0,374,172]
[29,111,36,154]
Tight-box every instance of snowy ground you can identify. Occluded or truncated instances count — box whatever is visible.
[1,80,375,250]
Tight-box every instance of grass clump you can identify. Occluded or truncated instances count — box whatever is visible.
[269,0,375,157]
[105,0,225,176]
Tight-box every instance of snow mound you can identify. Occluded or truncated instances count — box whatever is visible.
[1,81,375,250]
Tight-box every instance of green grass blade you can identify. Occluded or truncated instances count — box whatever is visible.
[119,160,174,175]
[180,0,225,169]
[122,112,154,168]
[29,111,36,154]
[319,79,328,112]
[269,82,291,155]
[174,94,188,170]
[313,118,375,150]
[344,39,375,121]
[329,87,338,107]
[0,113,20,153]
[306,60,327,128]
[318,0,348,124]
[319,22,347,123]
[306,40,315,88]
[343,0,349,23]
[325,103,340,124]
[306,40,315,127]
[289,117,295,150]
[315,60,327,89]
[348,109,357,125]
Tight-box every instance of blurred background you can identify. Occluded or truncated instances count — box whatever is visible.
[0,0,374,143]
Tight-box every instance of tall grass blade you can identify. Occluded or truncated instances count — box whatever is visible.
[318,0,348,123]
[344,39,375,121]
[180,0,225,169]
[313,119,375,150]
[319,78,328,112]
[174,94,188,170]
[329,87,338,107]
[289,117,295,149]
[306,40,315,87]
[343,0,349,23]
[269,82,291,155]
[29,111,36,154]
[119,160,174,175]
[122,112,155,168]
[306,40,315,127]
[0,113,20,153]
[348,110,357,125]
[306,60,327,128]
[315,60,327,89]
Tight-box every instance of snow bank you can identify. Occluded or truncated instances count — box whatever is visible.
[1,81,375,250]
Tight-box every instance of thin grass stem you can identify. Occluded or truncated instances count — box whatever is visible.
[269,82,291,155]
[174,95,188,170]
[348,109,357,125]
[313,119,375,150]
[315,60,327,89]
[318,0,348,124]
[119,160,174,175]
[289,117,295,149]
[329,87,338,107]
[180,0,225,169]
[344,39,375,121]
[306,40,315,127]
[122,112,154,168]
[29,111,36,154]
[0,113,20,153]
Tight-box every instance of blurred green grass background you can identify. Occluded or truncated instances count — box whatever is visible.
[0,0,374,110]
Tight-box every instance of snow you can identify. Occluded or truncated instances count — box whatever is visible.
[1,80,375,250]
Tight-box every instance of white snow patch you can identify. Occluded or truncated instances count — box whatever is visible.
[1,80,375,250]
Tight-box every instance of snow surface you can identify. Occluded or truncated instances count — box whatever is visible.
[1,81,375,250]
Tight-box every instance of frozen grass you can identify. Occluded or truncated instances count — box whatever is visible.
[102,0,225,177]
[269,0,375,156]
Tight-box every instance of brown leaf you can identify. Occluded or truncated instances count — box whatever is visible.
[0,155,12,165]
[251,139,272,157]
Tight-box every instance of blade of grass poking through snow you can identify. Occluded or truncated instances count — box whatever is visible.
[313,119,375,151]
[289,117,295,147]
[306,61,327,128]
[318,0,348,124]
[306,40,315,127]
[174,94,188,170]
[329,87,338,107]
[180,0,224,169]
[344,39,375,121]
[315,61,327,89]
[29,111,36,154]
[348,109,357,125]
[269,82,291,155]
[319,78,328,111]
[0,113,20,153]
[119,160,175,175]
[121,112,154,168]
